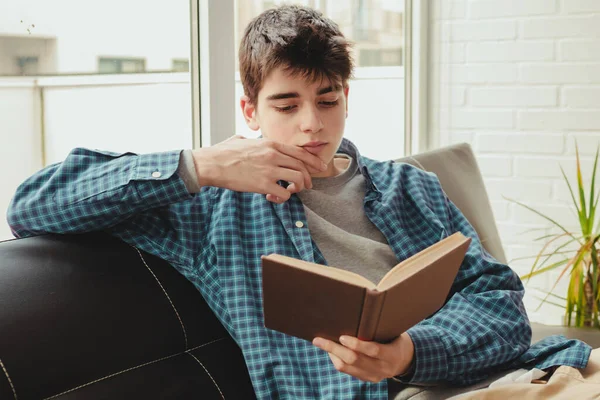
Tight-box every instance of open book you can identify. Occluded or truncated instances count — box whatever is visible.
[261,232,471,343]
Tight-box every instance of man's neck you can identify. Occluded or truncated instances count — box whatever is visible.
[311,156,350,178]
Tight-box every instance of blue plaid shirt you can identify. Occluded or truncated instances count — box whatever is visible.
[7,139,591,399]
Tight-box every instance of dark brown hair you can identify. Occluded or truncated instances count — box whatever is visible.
[239,5,354,104]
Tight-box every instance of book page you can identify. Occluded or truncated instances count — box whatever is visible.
[376,233,470,291]
[263,254,377,289]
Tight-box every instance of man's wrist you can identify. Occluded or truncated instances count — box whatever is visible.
[391,332,415,380]
[392,357,415,381]
[191,147,218,188]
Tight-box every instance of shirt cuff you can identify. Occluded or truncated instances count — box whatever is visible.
[403,324,449,384]
[177,149,202,193]
[132,150,193,206]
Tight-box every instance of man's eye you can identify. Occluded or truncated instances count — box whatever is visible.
[320,100,339,107]
[275,105,296,113]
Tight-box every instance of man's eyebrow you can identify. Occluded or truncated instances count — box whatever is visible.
[266,92,299,101]
[317,86,335,95]
[265,85,341,101]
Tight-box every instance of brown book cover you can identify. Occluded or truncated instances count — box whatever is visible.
[261,232,472,343]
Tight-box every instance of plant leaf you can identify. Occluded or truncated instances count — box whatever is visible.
[527,233,574,283]
[521,226,552,234]
[577,264,585,327]
[527,287,567,301]
[591,238,599,308]
[534,232,578,242]
[532,295,566,309]
[509,250,575,263]
[535,237,582,272]
[561,165,582,217]
[520,258,569,280]
[588,145,599,233]
[575,144,589,235]
[504,196,580,243]
[566,279,575,327]
[540,244,590,314]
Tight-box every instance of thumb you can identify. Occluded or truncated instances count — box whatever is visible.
[225,134,246,142]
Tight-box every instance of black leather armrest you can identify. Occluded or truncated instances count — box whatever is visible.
[0,233,255,399]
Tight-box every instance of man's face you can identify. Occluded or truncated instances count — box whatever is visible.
[241,67,349,177]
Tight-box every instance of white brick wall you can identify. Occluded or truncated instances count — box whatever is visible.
[430,0,600,326]
[559,40,600,61]
[563,0,600,14]
[468,0,558,19]
[522,15,600,38]
[562,87,600,107]
[467,41,555,62]
[471,87,557,107]
[447,21,517,41]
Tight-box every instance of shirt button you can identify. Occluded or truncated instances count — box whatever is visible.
[295,221,304,228]
[151,171,162,178]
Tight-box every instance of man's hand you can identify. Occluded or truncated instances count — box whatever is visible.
[312,332,415,383]
[191,135,328,203]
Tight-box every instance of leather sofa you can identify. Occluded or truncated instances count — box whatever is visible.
[1,143,598,399]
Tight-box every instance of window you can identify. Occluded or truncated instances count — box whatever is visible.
[0,0,193,240]
[16,56,39,75]
[98,57,146,74]
[234,0,404,69]
[172,58,190,72]
[0,36,55,76]
[0,0,192,160]
[230,0,408,161]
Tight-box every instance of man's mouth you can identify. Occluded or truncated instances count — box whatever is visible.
[301,141,328,154]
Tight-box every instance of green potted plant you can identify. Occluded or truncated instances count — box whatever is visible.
[507,145,599,329]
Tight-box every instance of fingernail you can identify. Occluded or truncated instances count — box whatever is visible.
[339,336,349,345]
[321,162,328,171]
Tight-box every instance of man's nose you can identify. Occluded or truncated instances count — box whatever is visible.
[300,106,324,134]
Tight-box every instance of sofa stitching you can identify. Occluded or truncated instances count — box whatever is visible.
[42,337,226,400]
[187,352,225,399]
[133,247,189,350]
[0,358,18,400]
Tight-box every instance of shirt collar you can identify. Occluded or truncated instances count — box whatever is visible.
[336,138,380,195]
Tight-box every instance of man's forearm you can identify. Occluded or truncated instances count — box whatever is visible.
[7,148,191,237]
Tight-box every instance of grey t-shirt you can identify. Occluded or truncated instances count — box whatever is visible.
[297,154,398,284]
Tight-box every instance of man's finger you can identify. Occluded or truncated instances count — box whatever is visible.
[306,165,325,175]
[226,134,246,142]
[313,337,359,366]
[264,183,291,201]
[326,353,385,383]
[275,168,305,193]
[266,194,286,203]
[276,142,328,173]
[276,154,313,190]
[339,336,381,359]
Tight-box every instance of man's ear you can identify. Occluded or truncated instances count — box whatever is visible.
[343,86,349,118]
[240,95,260,131]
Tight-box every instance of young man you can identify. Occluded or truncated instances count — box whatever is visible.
[7,5,591,399]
